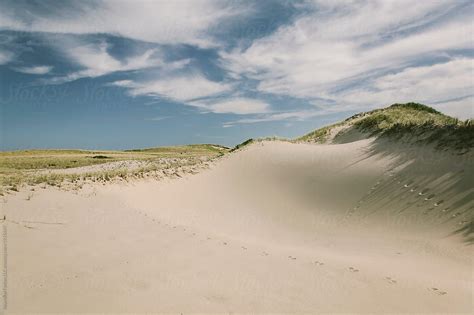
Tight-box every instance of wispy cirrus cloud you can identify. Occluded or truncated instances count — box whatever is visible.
[13,65,52,74]
[113,74,231,102]
[113,77,270,115]
[335,58,474,107]
[191,98,270,115]
[221,103,360,127]
[43,41,189,84]
[221,0,473,115]
[223,110,322,127]
[0,0,247,47]
[0,0,472,137]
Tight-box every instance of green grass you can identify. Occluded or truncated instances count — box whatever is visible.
[0,144,229,194]
[125,144,228,155]
[230,136,292,152]
[353,103,473,150]
[230,139,255,152]
[296,123,341,143]
[354,103,457,132]
[297,103,474,151]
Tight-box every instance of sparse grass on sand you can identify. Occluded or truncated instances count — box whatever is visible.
[296,124,343,144]
[0,144,228,194]
[296,103,474,151]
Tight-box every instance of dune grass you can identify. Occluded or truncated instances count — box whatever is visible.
[0,144,229,194]
[230,139,255,152]
[354,103,473,151]
[230,136,293,152]
[297,103,474,151]
[296,123,343,143]
[125,144,228,156]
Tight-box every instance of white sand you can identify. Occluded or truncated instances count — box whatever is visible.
[1,139,472,313]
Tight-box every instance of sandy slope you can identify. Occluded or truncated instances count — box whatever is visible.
[1,139,473,313]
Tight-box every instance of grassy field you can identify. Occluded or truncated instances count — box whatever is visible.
[0,144,229,194]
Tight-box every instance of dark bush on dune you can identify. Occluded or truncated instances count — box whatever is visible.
[230,138,254,152]
[91,155,111,159]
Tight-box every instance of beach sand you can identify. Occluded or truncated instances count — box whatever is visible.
[2,138,472,313]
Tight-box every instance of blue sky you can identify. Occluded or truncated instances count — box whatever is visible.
[0,0,472,150]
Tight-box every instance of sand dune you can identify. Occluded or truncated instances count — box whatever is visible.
[2,138,473,313]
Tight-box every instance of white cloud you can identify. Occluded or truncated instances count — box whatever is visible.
[0,0,245,47]
[13,65,52,74]
[2,0,471,122]
[335,58,474,109]
[223,110,316,126]
[0,49,13,65]
[193,98,270,114]
[432,97,473,120]
[113,77,270,115]
[221,0,473,101]
[301,0,459,41]
[112,74,232,102]
[44,41,187,84]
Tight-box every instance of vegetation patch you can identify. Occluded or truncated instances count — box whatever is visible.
[92,155,111,159]
[296,125,336,143]
[0,144,228,194]
[296,102,474,151]
[353,103,473,151]
[230,139,255,152]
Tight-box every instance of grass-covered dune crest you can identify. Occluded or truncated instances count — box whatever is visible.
[296,102,473,152]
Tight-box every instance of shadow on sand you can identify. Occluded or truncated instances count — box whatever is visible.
[335,127,474,245]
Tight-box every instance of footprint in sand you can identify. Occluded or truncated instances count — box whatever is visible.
[424,194,435,201]
[418,189,429,196]
[288,255,297,260]
[349,267,359,272]
[385,276,397,284]
[314,261,324,266]
[403,180,414,188]
[434,200,444,207]
[429,287,447,295]
[222,242,227,245]
[241,246,247,250]
[262,251,269,256]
